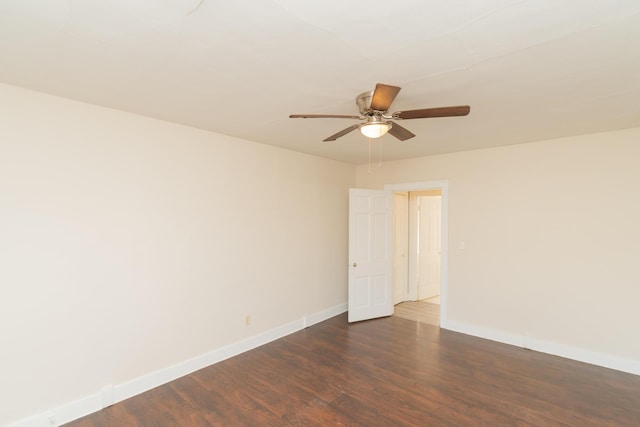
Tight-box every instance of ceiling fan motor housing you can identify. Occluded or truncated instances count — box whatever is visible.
[356,90,375,115]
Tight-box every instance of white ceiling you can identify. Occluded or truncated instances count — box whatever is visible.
[1,0,639,164]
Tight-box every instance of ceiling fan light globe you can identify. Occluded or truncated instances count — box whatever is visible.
[360,122,391,139]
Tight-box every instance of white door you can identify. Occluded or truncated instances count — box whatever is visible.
[417,195,441,299]
[348,188,393,323]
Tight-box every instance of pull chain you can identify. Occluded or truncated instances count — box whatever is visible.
[368,137,372,173]
[378,139,383,168]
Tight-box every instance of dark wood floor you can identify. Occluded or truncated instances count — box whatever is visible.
[64,313,640,426]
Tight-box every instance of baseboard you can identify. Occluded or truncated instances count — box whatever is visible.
[6,393,102,427]
[303,303,347,327]
[7,303,348,427]
[445,320,640,376]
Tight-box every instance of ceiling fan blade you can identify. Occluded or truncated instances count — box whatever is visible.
[323,124,360,142]
[369,83,401,112]
[290,114,362,119]
[394,105,470,120]
[388,122,415,141]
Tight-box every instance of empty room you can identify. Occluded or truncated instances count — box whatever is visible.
[1,1,639,426]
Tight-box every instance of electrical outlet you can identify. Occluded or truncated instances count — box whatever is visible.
[47,411,55,425]
[245,315,251,326]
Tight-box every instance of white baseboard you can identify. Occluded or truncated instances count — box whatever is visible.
[304,303,347,328]
[7,303,348,427]
[445,320,640,376]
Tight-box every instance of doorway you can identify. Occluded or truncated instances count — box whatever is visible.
[386,181,448,327]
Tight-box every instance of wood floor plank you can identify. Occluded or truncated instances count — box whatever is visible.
[63,313,640,426]
[393,300,440,325]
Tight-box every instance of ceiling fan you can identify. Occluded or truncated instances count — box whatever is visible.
[290,83,470,142]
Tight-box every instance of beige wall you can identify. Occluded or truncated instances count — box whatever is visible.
[0,84,354,425]
[357,127,640,364]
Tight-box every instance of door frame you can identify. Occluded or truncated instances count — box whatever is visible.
[392,192,409,305]
[385,180,449,328]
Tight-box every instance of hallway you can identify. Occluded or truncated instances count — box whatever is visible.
[393,299,440,326]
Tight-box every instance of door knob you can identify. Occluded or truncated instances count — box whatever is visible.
[353,262,357,267]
